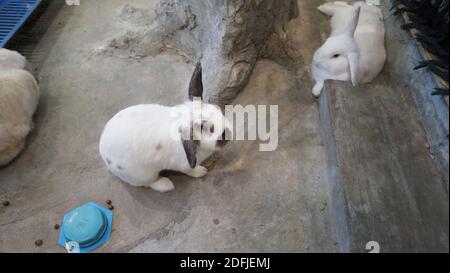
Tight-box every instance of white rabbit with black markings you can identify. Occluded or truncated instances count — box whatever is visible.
[99,63,232,192]
[312,1,386,97]
[0,49,40,166]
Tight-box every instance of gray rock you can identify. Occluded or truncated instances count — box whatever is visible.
[106,0,298,105]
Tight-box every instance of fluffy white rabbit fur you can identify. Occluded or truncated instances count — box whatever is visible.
[0,48,32,72]
[312,1,386,97]
[99,63,231,192]
[0,49,40,166]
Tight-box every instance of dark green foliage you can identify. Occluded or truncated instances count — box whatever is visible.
[392,0,449,96]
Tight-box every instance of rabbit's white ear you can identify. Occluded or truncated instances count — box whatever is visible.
[318,2,347,16]
[347,52,359,87]
[344,6,361,37]
[318,3,336,16]
[180,126,198,168]
[189,62,203,101]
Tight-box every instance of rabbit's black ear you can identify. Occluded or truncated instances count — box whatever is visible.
[180,126,198,168]
[189,62,203,101]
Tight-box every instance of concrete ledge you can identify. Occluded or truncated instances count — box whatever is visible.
[319,87,351,253]
[384,5,449,185]
[321,78,449,252]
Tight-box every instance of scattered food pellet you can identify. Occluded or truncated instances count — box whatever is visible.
[35,240,43,247]
[213,219,220,225]
[54,224,60,230]
[2,201,10,207]
[106,200,112,205]
[108,205,114,211]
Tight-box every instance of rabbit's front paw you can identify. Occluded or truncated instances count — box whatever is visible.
[150,177,175,192]
[186,166,208,178]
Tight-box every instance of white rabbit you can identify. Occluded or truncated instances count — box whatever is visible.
[312,1,386,97]
[0,49,40,166]
[0,48,32,72]
[99,63,232,192]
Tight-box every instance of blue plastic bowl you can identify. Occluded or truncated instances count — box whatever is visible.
[62,204,108,248]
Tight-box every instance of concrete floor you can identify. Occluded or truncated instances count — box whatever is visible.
[0,0,448,253]
[0,0,335,253]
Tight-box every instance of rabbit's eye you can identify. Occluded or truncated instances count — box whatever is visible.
[210,125,215,134]
[332,54,340,58]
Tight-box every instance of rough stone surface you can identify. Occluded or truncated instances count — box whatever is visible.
[102,0,298,105]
